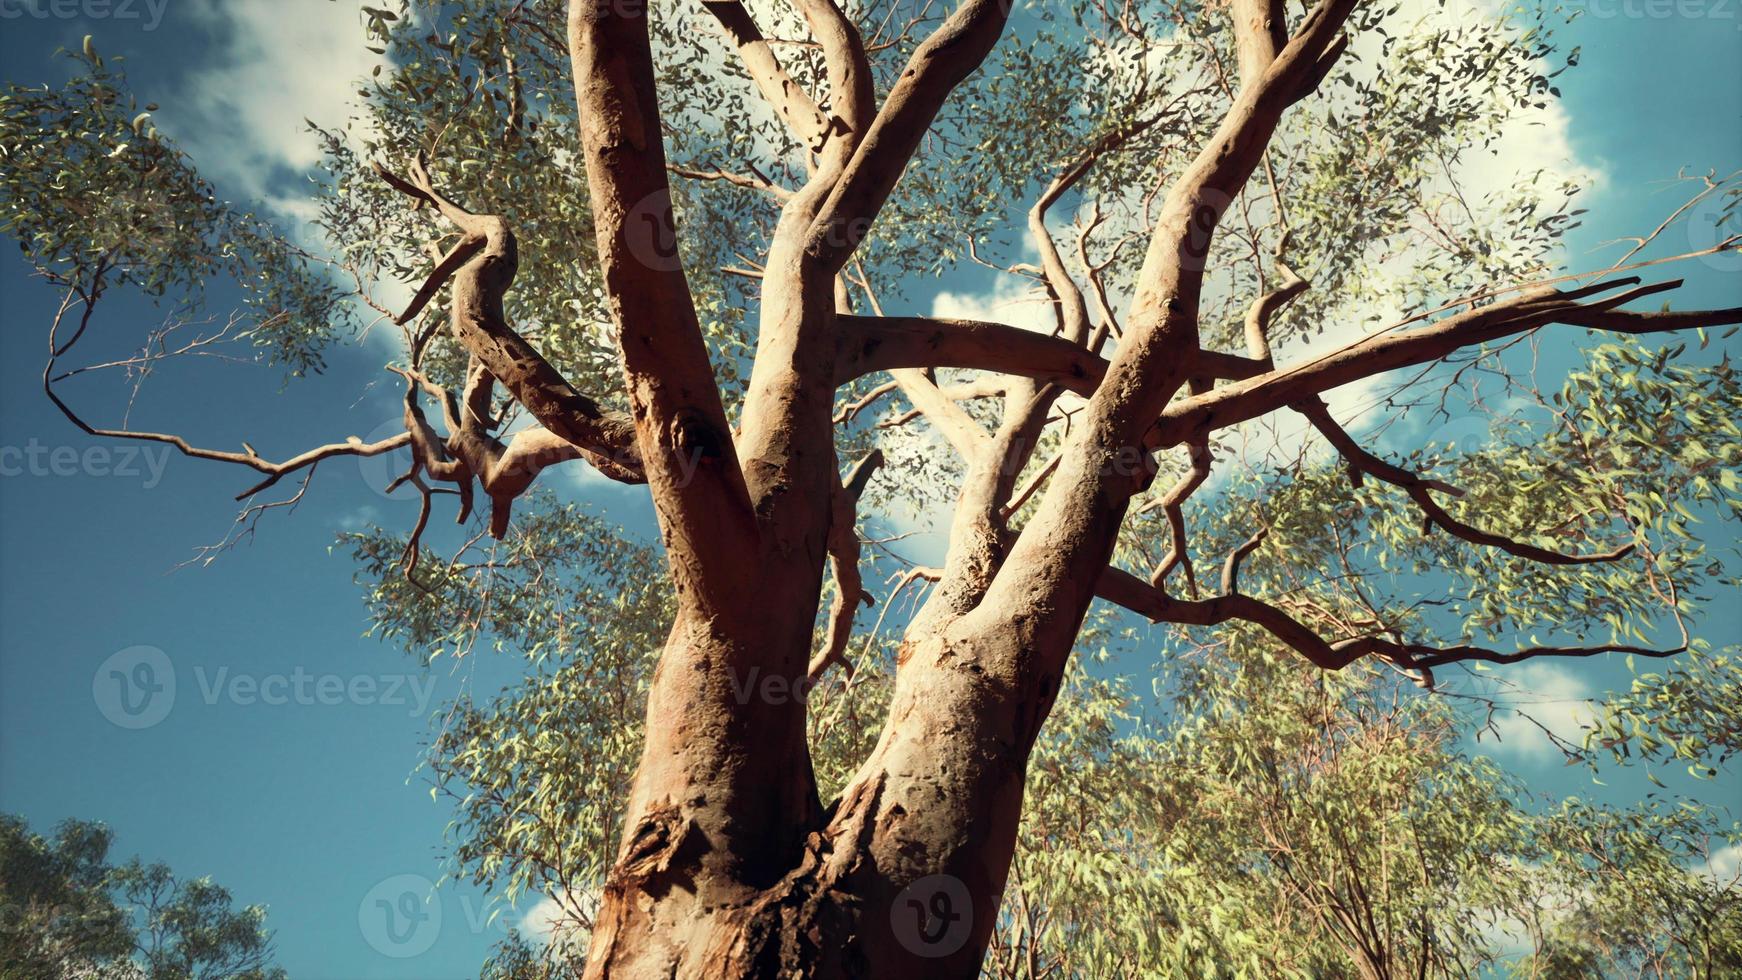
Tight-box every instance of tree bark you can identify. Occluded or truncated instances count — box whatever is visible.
[584,608,1078,979]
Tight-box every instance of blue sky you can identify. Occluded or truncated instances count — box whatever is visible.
[0,2,1738,978]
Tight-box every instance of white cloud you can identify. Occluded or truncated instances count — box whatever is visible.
[1481,660,1596,762]
[332,503,380,530]
[931,264,1058,336]
[519,887,597,949]
[1474,873,1591,962]
[170,1,387,208]
[154,3,419,351]
[1703,843,1742,885]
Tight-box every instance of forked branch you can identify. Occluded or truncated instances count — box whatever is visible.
[40,285,413,503]
[808,449,886,683]
[373,156,645,487]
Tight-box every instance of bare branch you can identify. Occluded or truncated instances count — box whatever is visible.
[701,0,836,150]
[373,157,646,487]
[1220,527,1270,599]
[808,449,885,683]
[1002,452,1060,519]
[668,164,794,201]
[1146,439,1213,596]
[40,286,414,502]
[1243,232,1309,362]
[1095,557,1682,690]
[1293,397,1635,565]
[835,314,1108,395]
[184,466,321,569]
[842,271,996,460]
[1154,278,1742,448]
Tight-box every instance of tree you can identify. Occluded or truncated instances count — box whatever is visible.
[373,495,1741,978]
[2,0,1739,975]
[0,814,286,980]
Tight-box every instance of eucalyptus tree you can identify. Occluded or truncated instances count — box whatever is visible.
[3,0,1739,975]
[356,488,1742,978]
[0,814,286,980]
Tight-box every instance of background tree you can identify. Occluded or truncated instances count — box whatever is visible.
[0,814,286,980]
[2,0,1739,975]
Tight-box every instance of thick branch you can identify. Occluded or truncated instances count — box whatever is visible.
[701,0,836,149]
[570,3,758,609]
[1231,0,1289,91]
[374,158,646,488]
[837,279,997,461]
[835,314,1108,395]
[803,0,1012,270]
[792,0,875,167]
[949,0,1357,662]
[890,368,992,461]
[1154,279,1742,448]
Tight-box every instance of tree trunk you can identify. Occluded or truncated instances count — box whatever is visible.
[570,7,1062,975]
[583,611,1075,979]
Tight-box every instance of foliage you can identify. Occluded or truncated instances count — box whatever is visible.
[0,814,285,980]
[0,41,350,375]
[0,813,131,980]
[348,489,1741,976]
[1584,647,1742,780]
